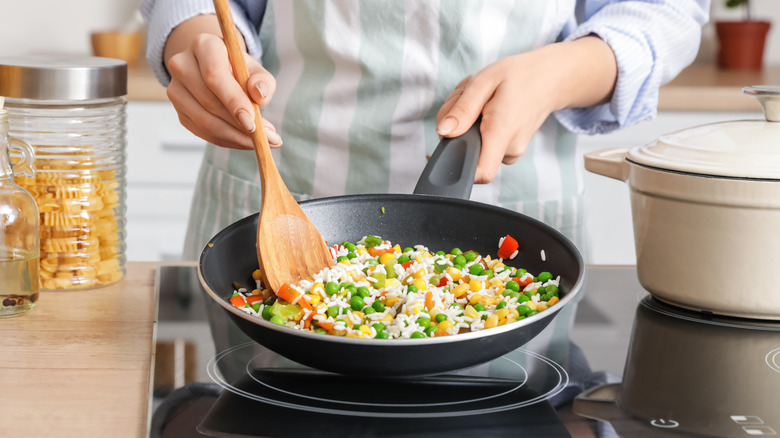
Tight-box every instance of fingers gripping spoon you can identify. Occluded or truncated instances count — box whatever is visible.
[213,0,332,293]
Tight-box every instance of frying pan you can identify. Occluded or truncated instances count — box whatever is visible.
[198,123,584,377]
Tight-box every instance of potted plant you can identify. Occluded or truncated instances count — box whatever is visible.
[715,0,771,70]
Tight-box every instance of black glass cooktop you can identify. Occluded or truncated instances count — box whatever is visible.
[148,265,780,438]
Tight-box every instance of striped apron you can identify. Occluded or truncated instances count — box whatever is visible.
[189,0,589,388]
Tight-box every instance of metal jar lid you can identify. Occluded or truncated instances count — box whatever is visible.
[0,55,127,101]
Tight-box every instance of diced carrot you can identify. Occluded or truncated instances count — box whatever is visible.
[368,247,395,257]
[437,276,449,287]
[229,294,246,308]
[316,321,334,331]
[276,283,313,311]
[514,276,533,287]
[425,291,434,311]
[401,261,414,270]
[246,295,263,305]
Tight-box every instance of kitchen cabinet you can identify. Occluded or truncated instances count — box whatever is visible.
[125,101,205,261]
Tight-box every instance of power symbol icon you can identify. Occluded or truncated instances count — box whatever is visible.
[651,419,680,428]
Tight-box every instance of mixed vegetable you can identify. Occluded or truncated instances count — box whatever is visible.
[229,234,561,339]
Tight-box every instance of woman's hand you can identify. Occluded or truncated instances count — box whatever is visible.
[164,15,282,150]
[436,36,617,183]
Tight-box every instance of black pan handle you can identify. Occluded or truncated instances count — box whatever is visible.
[413,119,482,199]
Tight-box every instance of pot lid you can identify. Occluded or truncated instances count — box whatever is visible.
[627,86,780,180]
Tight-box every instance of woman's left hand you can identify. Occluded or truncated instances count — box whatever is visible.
[436,36,617,183]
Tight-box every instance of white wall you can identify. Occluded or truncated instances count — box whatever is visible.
[3,1,780,64]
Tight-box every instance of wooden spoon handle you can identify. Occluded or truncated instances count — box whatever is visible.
[212,0,275,178]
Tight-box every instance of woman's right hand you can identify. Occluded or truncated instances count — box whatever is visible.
[164,15,282,150]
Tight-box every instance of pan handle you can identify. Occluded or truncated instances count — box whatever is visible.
[413,119,482,199]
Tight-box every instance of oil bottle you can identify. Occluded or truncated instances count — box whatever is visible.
[0,97,39,317]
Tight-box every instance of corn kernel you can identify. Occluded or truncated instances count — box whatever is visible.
[393,244,401,253]
[438,320,454,331]
[537,303,548,311]
[386,297,401,307]
[490,278,504,288]
[464,305,480,319]
[339,259,350,265]
[380,253,396,265]
[492,261,505,271]
[357,248,368,255]
[346,332,364,338]
[316,303,328,314]
[412,278,428,290]
[469,279,484,292]
[508,308,520,319]
[308,294,321,305]
[478,296,495,307]
[385,278,401,288]
[505,317,517,325]
[359,325,372,336]
[525,300,537,311]
[469,293,484,304]
[252,269,263,281]
[484,314,499,329]
[453,283,470,298]
[382,313,395,322]
[251,288,262,295]
[547,296,560,306]
[446,267,463,282]
[353,311,365,321]
[496,308,510,319]
[413,269,426,279]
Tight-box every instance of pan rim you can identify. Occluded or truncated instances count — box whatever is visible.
[198,193,585,347]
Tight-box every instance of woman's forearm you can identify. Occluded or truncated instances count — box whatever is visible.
[546,35,618,111]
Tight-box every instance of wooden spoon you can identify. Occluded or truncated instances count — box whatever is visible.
[213,0,332,292]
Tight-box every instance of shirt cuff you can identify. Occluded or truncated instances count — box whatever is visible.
[141,0,263,87]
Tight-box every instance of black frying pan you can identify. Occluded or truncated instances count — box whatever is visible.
[198,123,584,377]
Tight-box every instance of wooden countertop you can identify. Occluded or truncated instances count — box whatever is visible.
[0,262,160,438]
[127,61,776,112]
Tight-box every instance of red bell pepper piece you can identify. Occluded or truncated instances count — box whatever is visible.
[497,234,519,259]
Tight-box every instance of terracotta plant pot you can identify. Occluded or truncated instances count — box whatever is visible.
[715,20,771,70]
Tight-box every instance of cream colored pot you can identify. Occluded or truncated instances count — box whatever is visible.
[585,86,780,320]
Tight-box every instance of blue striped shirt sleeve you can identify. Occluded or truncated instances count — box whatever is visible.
[554,0,710,135]
[140,0,265,86]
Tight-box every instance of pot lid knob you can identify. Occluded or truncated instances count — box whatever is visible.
[743,86,780,122]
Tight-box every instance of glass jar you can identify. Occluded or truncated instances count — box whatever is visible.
[0,55,127,290]
[0,97,40,317]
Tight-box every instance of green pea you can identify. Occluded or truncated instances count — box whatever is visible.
[341,282,357,294]
[315,328,328,334]
[261,305,273,320]
[496,301,507,309]
[537,286,547,295]
[343,242,356,252]
[417,317,432,329]
[545,284,559,296]
[350,296,365,311]
[473,304,485,312]
[410,331,426,339]
[407,285,419,294]
[516,294,531,303]
[403,247,414,253]
[337,255,349,262]
[325,281,339,295]
[375,331,389,339]
[397,254,411,264]
[346,252,357,260]
[366,258,379,267]
[435,313,448,323]
[483,269,494,279]
[469,264,484,276]
[516,268,528,277]
[435,250,446,256]
[356,286,371,298]
[464,251,478,262]
[450,248,463,255]
[269,315,285,325]
[251,302,261,313]
[327,306,339,317]
[538,272,553,282]
[505,280,520,292]
[450,303,463,310]
[509,292,521,300]
[454,255,467,266]
[425,326,437,337]
[481,314,488,320]
[372,322,386,332]
[527,310,539,317]
[364,306,376,315]
[516,304,531,316]
[372,301,386,312]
